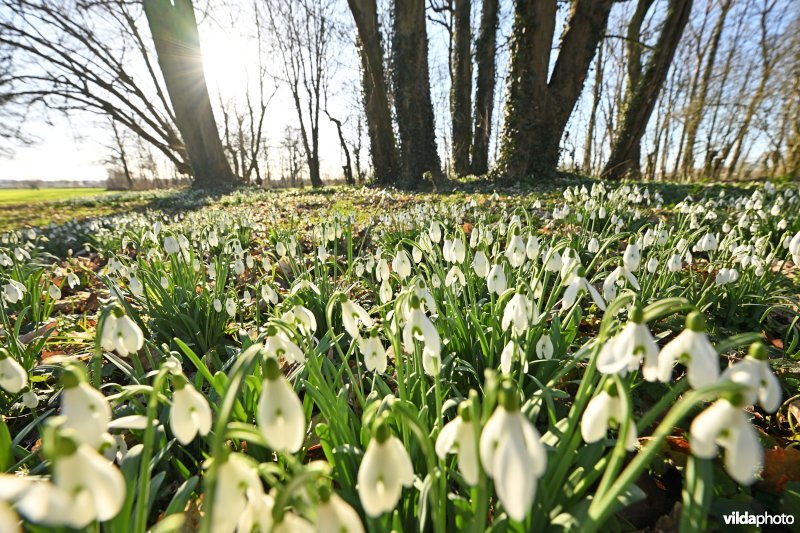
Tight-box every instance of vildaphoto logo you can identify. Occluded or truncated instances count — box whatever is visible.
[722,511,795,526]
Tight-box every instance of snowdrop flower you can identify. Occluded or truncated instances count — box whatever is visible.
[526,235,540,259]
[225,297,236,317]
[581,382,638,451]
[535,334,553,359]
[486,264,507,295]
[500,340,527,375]
[60,366,111,450]
[0,348,26,393]
[479,383,547,522]
[436,402,479,485]
[23,439,126,528]
[284,304,317,334]
[690,398,762,485]
[646,257,658,273]
[2,280,25,304]
[505,232,526,268]
[667,253,682,272]
[657,311,719,388]
[623,243,641,272]
[392,250,412,279]
[563,266,606,311]
[502,293,531,336]
[264,326,306,364]
[597,307,659,381]
[316,486,365,533]
[357,420,414,517]
[789,231,800,264]
[720,343,781,412]
[257,356,305,453]
[317,244,329,262]
[341,296,373,339]
[403,296,441,376]
[602,264,640,302]
[587,237,600,253]
[163,235,180,254]
[450,237,466,264]
[48,284,62,300]
[213,453,269,533]
[543,249,563,272]
[21,390,38,409]
[428,220,442,243]
[358,331,387,373]
[213,298,223,312]
[445,265,466,288]
[0,501,17,532]
[696,232,718,252]
[472,250,489,277]
[169,376,212,445]
[100,310,144,357]
[379,279,393,304]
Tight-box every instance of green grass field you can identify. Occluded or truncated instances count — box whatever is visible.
[0,187,108,206]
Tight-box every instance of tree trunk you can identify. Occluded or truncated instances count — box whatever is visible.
[583,40,604,174]
[602,0,693,180]
[142,0,235,189]
[470,0,499,176]
[393,0,444,187]
[347,0,399,185]
[450,0,472,177]
[495,0,613,182]
[681,0,730,178]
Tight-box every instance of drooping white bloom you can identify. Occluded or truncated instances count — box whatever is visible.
[502,293,531,336]
[428,221,442,243]
[597,309,659,381]
[445,265,466,288]
[2,280,25,304]
[392,250,412,279]
[436,406,479,485]
[316,490,365,533]
[562,266,606,311]
[403,302,441,376]
[341,298,373,339]
[690,399,762,485]
[505,233,526,268]
[667,253,682,272]
[696,232,718,252]
[0,349,27,393]
[623,243,641,272]
[61,378,111,450]
[358,333,387,373]
[357,425,414,517]
[526,235,540,260]
[48,284,62,301]
[646,257,658,273]
[587,237,600,253]
[225,297,237,317]
[720,343,781,412]
[486,264,507,295]
[163,235,180,254]
[500,340,524,376]
[170,379,212,445]
[213,453,269,533]
[257,357,305,453]
[101,311,144,358]
[581,388,638,451]
[21,390,38,409]
[657,311,719,388]
[379,279,393,304]
[450,237,466,264]
[479,386,547,522]
[283,305,317,335]
[535,334,554,360]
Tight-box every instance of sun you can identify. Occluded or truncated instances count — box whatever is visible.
[199,26,260,102]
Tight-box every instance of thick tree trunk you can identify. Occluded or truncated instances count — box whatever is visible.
[393,0,444,187]
[602,0,692,180]
[347,0,399,184]
[495,0,613,181]
[143,0,235,189]
[470,0,499,176]
[450,0,472,177]
[681,0,730,178]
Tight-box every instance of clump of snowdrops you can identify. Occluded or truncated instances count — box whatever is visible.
[0,180,798,531]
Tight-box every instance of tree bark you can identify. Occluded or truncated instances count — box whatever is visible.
[393,0,444,187]
[680,0,729,178]
[495,0,613,182]
[470,0,498,176]
[450,0,472,177]
[602,0,693,180]
[143,0,235,188]
[583,40,604,174]
[347,0,399,184]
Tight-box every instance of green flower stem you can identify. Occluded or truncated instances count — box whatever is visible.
[133,366,169,533]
